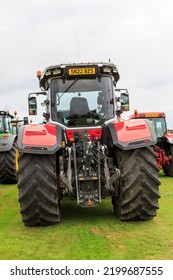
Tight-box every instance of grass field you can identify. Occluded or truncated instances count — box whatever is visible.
[0,172,173,260]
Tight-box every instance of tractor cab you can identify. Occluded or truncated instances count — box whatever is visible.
[28,63,130,126]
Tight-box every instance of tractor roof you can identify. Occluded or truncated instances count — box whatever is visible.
[38,62,120,90]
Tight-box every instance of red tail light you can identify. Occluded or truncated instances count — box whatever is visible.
[88,129,102,140]
[66,130,75,142]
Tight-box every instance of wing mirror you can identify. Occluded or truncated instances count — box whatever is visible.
[28,96,37,115]
[120,91,130,111]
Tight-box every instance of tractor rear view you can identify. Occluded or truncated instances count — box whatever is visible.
[129,110,173,176]
[0,110,28,184]
[17,62,160,226]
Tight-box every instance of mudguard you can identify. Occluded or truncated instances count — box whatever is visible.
[164,132,173,145]
[17,123,62,154]
[105,119,157,150]
[0,134,17,152]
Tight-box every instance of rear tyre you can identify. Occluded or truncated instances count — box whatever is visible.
[0,140,18,184]
[163,145,173,176]
[112,146,160,221]
[18,153,60,226]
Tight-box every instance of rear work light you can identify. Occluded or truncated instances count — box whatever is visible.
[103,67,111,73]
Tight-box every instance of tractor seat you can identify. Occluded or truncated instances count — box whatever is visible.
[69,97,90,116]
[68,97,93,125]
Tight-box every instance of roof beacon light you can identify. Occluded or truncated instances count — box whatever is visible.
[37,70,42,80]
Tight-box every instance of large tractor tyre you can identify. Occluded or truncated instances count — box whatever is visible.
[163,145,173,176]
[112,146,160,221]
[0,140,19,184]
[18,153,60,226]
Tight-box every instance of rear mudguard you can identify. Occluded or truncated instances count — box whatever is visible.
[104,119,157,150]
[0,134,17,152]
[17,123,62,154]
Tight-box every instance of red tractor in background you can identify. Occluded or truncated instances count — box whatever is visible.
[129,110,173,176]
[17,62,160,226]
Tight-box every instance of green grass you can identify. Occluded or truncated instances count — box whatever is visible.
[0,172,173,260]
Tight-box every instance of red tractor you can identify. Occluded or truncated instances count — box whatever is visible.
[129,110,173,176]
[17,62,160,226]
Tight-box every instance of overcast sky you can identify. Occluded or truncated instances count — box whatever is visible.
[0,0,173,126]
